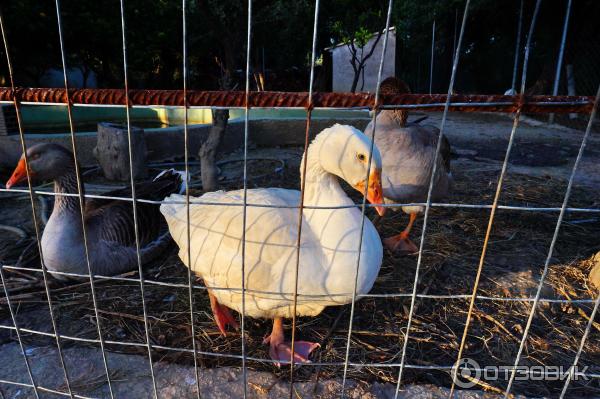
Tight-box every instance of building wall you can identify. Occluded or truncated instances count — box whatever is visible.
[331,32,396,93]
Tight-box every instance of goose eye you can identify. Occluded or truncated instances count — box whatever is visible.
[357,153,366,162]
[29,153,40,160]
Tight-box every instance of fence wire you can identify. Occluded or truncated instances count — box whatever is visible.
[181,1,202,397]
[0,6,74,399]
[0,263,598,303]
[239,1,252,397]
[55,0,116,396]
[449,0,541,395]
[396,1,470,396]
[341,0,394,396]
[505,84,599,398]
[287,0,320,396]
[116,0,161,396]
[0,0,599,398]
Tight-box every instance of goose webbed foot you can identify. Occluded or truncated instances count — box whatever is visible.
[263,318,320,367]
[383,232,419,254]
[384,212,419,254]
[209,292,239,336]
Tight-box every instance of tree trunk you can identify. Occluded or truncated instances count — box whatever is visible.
[199,109,229,191]
[350,66,361,93]
[525,61,555,95]
[94,122,147,181]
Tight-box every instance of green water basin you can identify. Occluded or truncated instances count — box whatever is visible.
[19,105,370,135]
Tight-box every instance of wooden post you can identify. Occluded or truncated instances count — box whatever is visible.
[199,109,229,191]
[94,122,147,181]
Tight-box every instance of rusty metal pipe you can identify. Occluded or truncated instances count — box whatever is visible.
[0,87,594,113]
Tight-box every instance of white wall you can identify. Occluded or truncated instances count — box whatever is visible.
[331,31,395,92]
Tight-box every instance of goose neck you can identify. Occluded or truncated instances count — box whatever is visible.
[380,109,408,127]
[301,150,349,208]
[53,169,84,214]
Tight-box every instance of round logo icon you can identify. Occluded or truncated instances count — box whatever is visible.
[452,358,481,388]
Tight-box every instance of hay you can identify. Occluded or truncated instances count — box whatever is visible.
[1,150,599,397]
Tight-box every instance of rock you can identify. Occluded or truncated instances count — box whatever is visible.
[0,342,523,399]
[588,252,600,289]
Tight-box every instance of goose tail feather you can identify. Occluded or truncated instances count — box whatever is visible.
[153,168,188,194]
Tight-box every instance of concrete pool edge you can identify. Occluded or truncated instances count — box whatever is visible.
[15,105,370,131]
[0,117,371,168]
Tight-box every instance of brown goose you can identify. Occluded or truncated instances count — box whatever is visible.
[6,143,184,277]
[365,77,452,253]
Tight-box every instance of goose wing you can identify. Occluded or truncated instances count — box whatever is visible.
[371,121,452,202]
[160,189,325,315]
[85,171,182,247]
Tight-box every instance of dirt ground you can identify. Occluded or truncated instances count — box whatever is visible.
[0,112,599,398]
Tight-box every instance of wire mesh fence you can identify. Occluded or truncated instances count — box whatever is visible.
[0,0,599,398]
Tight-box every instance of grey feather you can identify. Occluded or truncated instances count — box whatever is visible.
[365,110,452,210]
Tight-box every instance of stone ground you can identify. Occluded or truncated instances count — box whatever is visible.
[0,343,520,399]
[1,112,599,398]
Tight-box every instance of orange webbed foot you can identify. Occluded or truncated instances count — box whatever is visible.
[263,334,320,367]
[383,233,419,254]
[211,300,239,336]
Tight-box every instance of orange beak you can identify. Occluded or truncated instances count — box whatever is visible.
[354,168,386,217]
[367,168,386,216]
[6,158,30,189]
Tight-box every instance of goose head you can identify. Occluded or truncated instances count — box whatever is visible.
[377,77,411,126]
[6,143,74,189]
[308,124,385,216]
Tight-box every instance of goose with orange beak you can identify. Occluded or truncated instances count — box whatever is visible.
[365,77,452,253]
[160,124,385,366]
[5,143,185,277]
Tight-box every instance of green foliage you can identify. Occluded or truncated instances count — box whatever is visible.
[0,0,597,94]
[327,0,386,48]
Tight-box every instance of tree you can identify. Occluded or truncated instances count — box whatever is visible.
[326,0,388,92]
[333,23,384,92]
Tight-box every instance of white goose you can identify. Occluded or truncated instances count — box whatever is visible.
[160,124,385,365]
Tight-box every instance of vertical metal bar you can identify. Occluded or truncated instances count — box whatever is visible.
[505,35,595,399]
[288,0,320,395]
[394,2,471,397]
[54,2,112,397]
[1,5,73,398]
[240,1,252,398]
[182,0,202,398]
[0,266,41,399]
[549,0,572,124]
[511,0,524,93]
[117,1,158,397]
[449,1,541,396]
[559,88,600,399]
[429,19,435,94]
[340,1,394,396]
